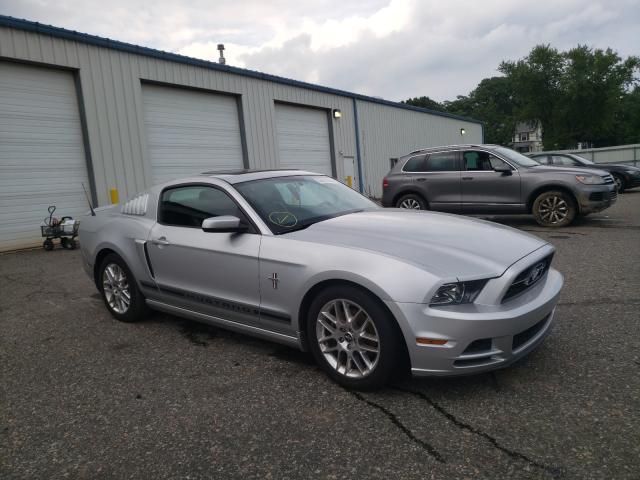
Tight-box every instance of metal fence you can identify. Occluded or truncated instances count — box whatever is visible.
[540,144,640,166]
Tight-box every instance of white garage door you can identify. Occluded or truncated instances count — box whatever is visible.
[0,62,91,252]
[142,84,244,184]
[275,103,333,176]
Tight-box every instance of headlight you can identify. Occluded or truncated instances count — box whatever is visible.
[429,280,488,306]
[575,175,605,185]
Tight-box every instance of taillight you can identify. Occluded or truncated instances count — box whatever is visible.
[382,178,389,188]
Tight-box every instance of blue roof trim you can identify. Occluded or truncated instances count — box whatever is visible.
[0,14,482,125]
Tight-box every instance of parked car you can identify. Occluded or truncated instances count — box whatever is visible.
[79,170,563,389]
[529,152,640,193]
[381,144,617,227]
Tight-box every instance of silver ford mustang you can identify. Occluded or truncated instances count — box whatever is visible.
[79,170,563,389]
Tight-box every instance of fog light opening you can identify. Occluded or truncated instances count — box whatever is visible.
[416,338,448,346]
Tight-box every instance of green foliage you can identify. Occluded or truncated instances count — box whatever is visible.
[402,96,445,112]
[405,44,640,148]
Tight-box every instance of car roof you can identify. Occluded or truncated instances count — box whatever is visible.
[404,144,502,156]
[199,169,322,184]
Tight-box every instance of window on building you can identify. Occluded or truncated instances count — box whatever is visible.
[519,132,529,142]
[160,185,243,227]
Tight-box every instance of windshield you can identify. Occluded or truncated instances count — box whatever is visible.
[570,154,594,165]
[492,146,542,167]
[235,175,379,234]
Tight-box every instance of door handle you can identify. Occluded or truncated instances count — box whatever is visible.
[416,178,427,182]
[462,177,474,180]
[151,237,170,246]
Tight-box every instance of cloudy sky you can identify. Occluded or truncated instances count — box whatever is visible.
[1,0,638,101]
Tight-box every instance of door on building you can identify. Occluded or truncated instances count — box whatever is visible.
[0,61,91,252]
[141,84,245,185]
[342,156,357,189]
[275,103,333,177]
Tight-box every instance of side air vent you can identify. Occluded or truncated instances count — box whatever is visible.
[121,193,149,216]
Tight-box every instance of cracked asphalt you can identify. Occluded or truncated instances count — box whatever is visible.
[2,192,639,479]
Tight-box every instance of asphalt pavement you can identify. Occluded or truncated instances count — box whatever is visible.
[1,192,639,479]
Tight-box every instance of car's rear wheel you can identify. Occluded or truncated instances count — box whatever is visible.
[532,191,576,227]
[307,285,402,390]
[396,193,427,210]
[612,174,625,193]
[99,253,147,322]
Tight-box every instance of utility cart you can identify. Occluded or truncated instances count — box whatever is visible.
[40,205,79,251]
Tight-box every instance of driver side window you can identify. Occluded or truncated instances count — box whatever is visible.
[463,151,510,171]
[159,185,242,227]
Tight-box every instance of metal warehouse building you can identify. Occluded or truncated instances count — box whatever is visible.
[0,15,482,252]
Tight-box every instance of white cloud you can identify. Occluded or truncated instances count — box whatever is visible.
[1,0,638,100]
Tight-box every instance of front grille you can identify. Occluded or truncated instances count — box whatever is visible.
[603,175,614,184]
[512,316,548,351]
[502,254,553,303]
[589,192,604,201]
[590,190,617,202]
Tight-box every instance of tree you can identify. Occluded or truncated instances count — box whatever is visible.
[402,96,445,112]
[499,45,564,149]
[405,44,639,149]
[444,77,516,145]
[500,44,639,149]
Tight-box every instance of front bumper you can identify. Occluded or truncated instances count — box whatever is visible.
[387,249,563,376]
[576,184,616,214]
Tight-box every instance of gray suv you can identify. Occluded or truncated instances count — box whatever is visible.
[381,144,617,227]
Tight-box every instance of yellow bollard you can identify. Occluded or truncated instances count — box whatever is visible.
[109,188,119,204]
[345,175,353,188]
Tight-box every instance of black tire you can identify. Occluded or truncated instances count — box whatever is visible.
[61,237,75,249]
[98,253,147,322]
[306,285,403,390]
[395,193,427,210]
[532,190,577,227]
[43,239,54,251]
[612,174,625,193]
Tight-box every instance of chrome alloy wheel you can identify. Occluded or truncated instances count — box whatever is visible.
[102,263,131,314]
[399,198,421,209]
[538,195,569,224]
[316,299,380,378]
[614,176,623,192]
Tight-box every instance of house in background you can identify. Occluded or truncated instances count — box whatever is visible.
[513,121,543,153]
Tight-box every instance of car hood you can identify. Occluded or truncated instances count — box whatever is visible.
[285,210,548,280]
[528,165,607,176]
[587,163,639,171]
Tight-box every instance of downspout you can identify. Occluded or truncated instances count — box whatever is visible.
[352,97,365,193]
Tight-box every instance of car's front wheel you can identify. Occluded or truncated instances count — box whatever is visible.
[612,174,625,193]
[395,193,427,210]
[99,253,147,322]
[307,285,402,390]
[532,190,577,227]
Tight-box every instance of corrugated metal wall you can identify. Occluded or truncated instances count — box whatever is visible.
[0,24,482,205]
[355,101,482,197]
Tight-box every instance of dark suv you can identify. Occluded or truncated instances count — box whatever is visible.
[529,152,640,193]
[381,144,617,227]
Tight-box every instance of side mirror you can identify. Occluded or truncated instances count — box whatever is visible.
[493,164,512,175]
[202,216,248,233]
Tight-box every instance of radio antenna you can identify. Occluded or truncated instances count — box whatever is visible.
[82,183,96,216]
